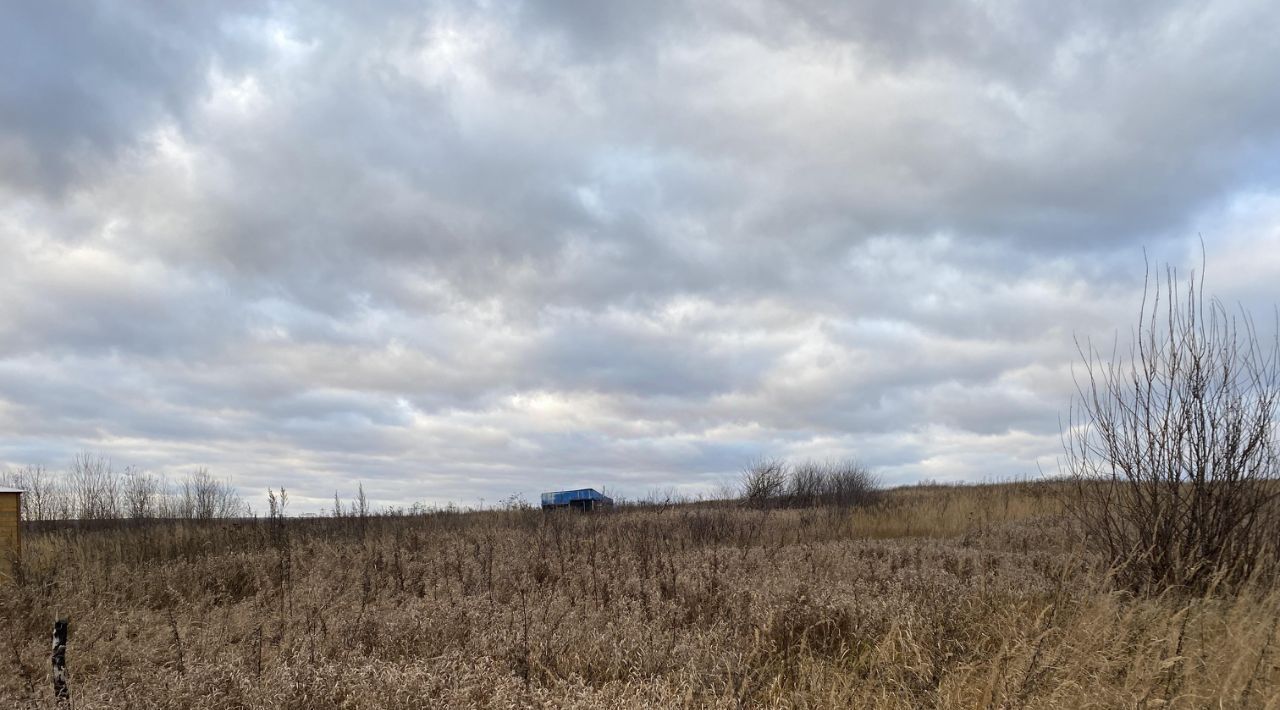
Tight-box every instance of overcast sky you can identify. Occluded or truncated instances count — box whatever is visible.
[2,1,1279,511]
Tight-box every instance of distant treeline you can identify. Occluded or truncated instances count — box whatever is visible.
[0,453,246,521]
[2,453,885,524]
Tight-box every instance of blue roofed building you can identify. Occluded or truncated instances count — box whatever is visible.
[540,488,613,512]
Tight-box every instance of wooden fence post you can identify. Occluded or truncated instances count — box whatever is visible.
[52,617,69,704]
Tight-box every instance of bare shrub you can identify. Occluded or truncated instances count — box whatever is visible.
[788,461,827,507]
[741,458,788,508]
[122,466,162,519]
[180,468,247,519]
[741,458,881,509]
[1066,261,1280,594]
[820,460,880,508]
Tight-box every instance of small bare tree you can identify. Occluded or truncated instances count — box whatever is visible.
[122,467,161,519]
[741,458,788,509]
[822,460,880,508]
[176,468,246,519]
[68,453,119,519]
[1066,259,1280,593]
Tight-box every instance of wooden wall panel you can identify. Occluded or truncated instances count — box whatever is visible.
[0,493,19,569]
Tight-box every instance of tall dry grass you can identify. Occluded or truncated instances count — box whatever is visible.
[0,483,1276,708]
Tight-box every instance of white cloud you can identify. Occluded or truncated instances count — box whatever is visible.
[1,0,1278,510]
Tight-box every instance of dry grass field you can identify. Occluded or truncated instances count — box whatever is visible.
[1,482,1278,709]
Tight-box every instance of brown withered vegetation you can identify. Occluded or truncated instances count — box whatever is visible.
[2,482,1278,709]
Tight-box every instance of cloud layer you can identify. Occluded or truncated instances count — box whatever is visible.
[3,0,1280,510]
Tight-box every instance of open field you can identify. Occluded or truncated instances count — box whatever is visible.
[1,482,1278,709]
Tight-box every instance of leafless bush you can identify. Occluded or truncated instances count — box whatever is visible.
[179,468,247,519]
[788,461,827,507]
[821,460,880,508]
[122,466,162,519]
[1066,260,1280,594]
[741,458,788,508]
[741,458,880,509]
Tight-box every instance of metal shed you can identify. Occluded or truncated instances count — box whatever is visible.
[540,488,613,512]
[0,486,20,575]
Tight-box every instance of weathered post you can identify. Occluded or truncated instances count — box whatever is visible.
[52,618,69,704]
[0,487,21,582]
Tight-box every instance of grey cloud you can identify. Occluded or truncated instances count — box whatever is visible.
[0,2,271,195]
[1,0,1278,509]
